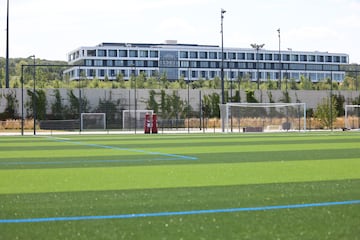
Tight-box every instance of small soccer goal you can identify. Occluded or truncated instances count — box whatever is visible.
[122,110,154,130]
[80,113,106,131]
[220,102,307,133]
[344,105,360,130]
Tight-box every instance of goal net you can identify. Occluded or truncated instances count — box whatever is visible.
[220,102,306,132]
[80,113,106,130]
[344,105,360,130]
[122,110,154,130]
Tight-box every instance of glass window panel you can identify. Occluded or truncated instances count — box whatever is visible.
[108,50,117,57]
[199,52,208,59]
[237,52,245,60]
[119,50,127,57]
[129,50,138,57]
[150,51,158,58]
[190,51,198,58]
[98,50,106,57]
[209,52,217,59]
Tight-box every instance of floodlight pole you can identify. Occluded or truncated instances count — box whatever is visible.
[251,43,265,90]
[5,0,10,88]
[277,28,281,89]
[330,70,333,131]
[220,8,226,132]
[29,55,36,135]
[21,65,24,135]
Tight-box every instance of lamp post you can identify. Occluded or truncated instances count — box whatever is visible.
[220,8,226,132]
[131,64,137,133]
[277,28,281,89]
[21,65,24,135]
[221,9,226,105]
[29,55,36,135]
[250,43,265,90]
[5,0,10,88]
[188,63,191,133]
[330,70,333,131]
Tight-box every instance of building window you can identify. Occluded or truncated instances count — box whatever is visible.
[200,61,209,68]
[180,51,188,58]
[140,50,148,58]
[190,61,197,68]
[291,55,299,61]
[136,60,145,67]
[326,56,332,62]
[106,60,113,66]
[237,52,245,60]
[282,54,290,61]
[114,60,124,67]
[87,49,96,57]
[309,55,316,62]
[247,62,255,69]
[109,69,116,77]
[210,62,218,68]
[300,55,307,62]
[98,50,106,57]
[190,51,198,59]
[201,71,208,78]
[119,50,127,57]
[317,55,324,62]
[228,52,236,60]
[150,51,158,58]
[238,62,246,68]
[334,56,340,63]
[199,52,208,59]
[341,56,347,63]
[274,54,281,61]
[108,50,117,57]
[265,54,273,60]
[85,59,93,66]
[99,69,105,77]
[88,69,96,77]
[94,60,103,66]
[247,53,254,60]
[129,50,138,57]
[209,52,217,59]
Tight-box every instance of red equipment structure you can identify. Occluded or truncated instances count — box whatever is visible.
[144,113,151,134]
[152,114,158,134]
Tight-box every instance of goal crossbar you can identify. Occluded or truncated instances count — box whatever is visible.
[220,102,307,132]
[80,113,106,131]
[344,105,360,129]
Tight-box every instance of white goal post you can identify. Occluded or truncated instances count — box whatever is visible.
[122,110,154,129]
[344,105,360,129]
[220,102,307,132]
[80,113,106,131]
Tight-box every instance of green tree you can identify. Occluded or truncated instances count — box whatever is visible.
[146,90,159,114]
[299,75,313,90]
[50,89,65,119]
[26,89,47,120]
[315,96,338,129]
[1,90,19,119]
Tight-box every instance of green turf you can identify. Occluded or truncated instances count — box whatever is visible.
[0,132,360,239]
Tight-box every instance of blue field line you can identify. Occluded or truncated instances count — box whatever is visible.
[0,157,189,166]
[46,136,198,161]
[1,200,359,224]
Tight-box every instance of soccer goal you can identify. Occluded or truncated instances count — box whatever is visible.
[80,113,106,131]
[122,110,154,130]
[220,102,307,133]
[344,105,360,130]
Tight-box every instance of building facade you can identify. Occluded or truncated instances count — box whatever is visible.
[65,41,349,83]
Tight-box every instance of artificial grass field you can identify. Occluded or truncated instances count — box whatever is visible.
[0,132,359,239]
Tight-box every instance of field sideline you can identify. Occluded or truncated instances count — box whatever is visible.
[0,132,359,239]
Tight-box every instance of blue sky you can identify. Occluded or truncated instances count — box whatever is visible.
[1,0,360,63]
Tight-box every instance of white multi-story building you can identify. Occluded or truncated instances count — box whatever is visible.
[65,41,349,82]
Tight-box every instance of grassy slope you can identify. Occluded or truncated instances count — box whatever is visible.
[0,132,360,239]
